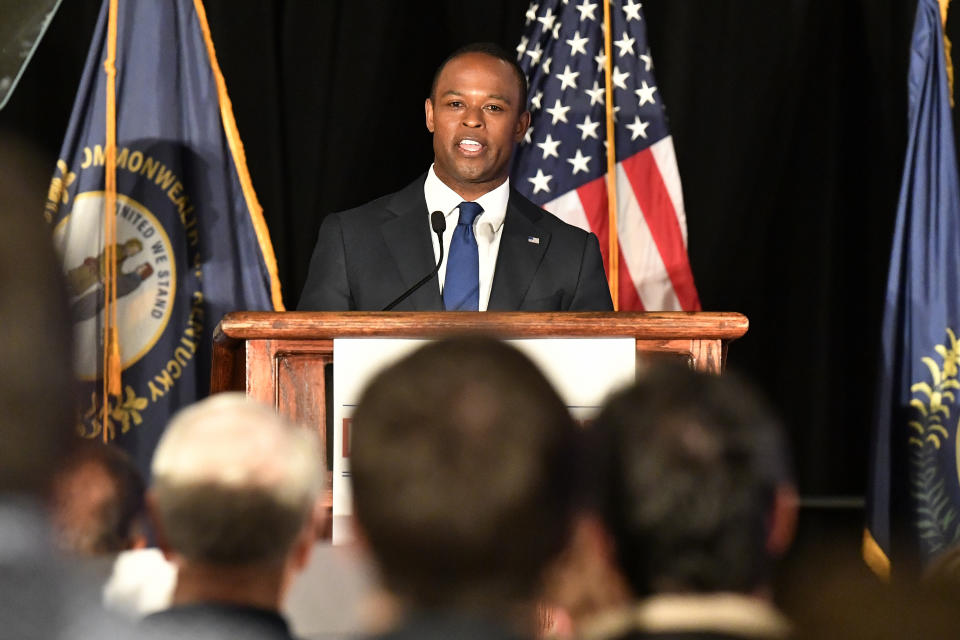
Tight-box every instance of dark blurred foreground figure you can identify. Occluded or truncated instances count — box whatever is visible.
[142,393,324,640]
[50,444,147,554]
[49,443,177,618]
[562,364,798,640]
[0,138,134,637]
[350,337,579,640]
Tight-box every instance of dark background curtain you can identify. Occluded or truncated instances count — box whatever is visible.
[2,0,951,519]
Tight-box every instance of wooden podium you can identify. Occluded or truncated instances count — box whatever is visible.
[211,311,747,539]
[211,311,749,459]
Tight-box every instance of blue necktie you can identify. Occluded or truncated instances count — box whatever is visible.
[443,201,483,311]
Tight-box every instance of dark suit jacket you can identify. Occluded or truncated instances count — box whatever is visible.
[298,176,613,311]
[368,611,528,640]
[610,631,778,640]
[141,603,298,640]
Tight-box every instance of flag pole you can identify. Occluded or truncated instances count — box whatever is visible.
[102,0,121,441]
[941,0,954,107]
[602,0,620,310]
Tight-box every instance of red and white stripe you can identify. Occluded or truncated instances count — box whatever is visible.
[543,136,700,311]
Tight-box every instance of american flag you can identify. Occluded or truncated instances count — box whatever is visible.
[511,0,700,311]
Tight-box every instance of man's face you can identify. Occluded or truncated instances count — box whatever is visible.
[425,53,530,200]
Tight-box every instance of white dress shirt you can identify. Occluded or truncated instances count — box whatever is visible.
[102,547,176,619]
[423,165,509,311]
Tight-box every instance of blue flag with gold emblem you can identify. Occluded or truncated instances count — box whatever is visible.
[45,0,283,476]
[866,0,960,576]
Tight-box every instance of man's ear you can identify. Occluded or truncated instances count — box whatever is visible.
[289,518,316,573]
[515,110,531,142]
[425,98,435,133]
[145,491,174,561]
[293,499,328,571]
[766,484,799,557]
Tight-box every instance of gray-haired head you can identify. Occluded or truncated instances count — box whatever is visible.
[151,393,324,566]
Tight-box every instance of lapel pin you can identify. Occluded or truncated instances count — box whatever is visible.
[527,236,540,244]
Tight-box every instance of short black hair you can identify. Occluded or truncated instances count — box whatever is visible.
[590,363,791,596]
[429,42,529,110]
[351,337,577,612]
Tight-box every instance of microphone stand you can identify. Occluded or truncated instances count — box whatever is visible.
[382,211,446,311]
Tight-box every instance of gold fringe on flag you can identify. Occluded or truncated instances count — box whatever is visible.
[602,0,619,310]
[192,0,285,310]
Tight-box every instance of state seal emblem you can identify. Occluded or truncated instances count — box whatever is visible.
[53,191,175,381]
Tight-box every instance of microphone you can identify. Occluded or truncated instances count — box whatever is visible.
[382,211,447,311]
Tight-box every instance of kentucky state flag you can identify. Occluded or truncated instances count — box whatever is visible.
[45,0,283,476]
[866,0,960,576]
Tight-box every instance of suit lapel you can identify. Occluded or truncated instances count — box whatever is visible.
[488,192,550,310]
[381,179,443,310]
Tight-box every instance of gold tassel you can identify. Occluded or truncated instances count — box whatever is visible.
[106,326,121,396]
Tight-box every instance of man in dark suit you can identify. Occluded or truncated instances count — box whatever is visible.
[298,43,612,311]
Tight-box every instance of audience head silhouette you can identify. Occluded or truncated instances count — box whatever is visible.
[592,363,795,597]
[50,444,146,555]
[144,392,324,635]
[351,337,578,621]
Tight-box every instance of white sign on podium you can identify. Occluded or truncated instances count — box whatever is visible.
[331,337,635,543]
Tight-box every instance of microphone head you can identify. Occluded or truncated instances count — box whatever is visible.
[430,210,446,234]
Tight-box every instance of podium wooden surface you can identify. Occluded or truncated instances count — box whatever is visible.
[211,311,748,453]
